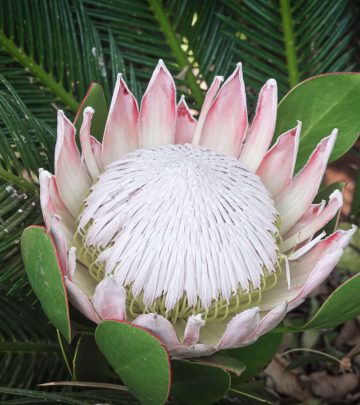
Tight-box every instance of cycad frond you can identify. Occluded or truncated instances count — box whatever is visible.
[0,0,111,122]
[219,0,355,99]
[0,295,68,400]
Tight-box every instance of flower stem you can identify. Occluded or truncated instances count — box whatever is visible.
[147,0,204,106]
[279,0,299,87]
[0,31,79,113]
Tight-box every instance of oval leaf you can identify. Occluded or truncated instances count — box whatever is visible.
[95,321,170,405]
[171,360,230,405]
[21,226,71,342]
[74,82,108,141]
[275,73,360,171]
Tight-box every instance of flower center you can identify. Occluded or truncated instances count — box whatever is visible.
[75,144,282,322]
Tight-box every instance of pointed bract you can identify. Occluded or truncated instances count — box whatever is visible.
[193,75,223,144]
[80,107,101,180]
[257,122,300,197]
[65,278,100,324]
[239,79,278,171]
[139,60,176,148]
[55,111,91,217]
[253,303,288,338]
[218,307,260,349]
[175,96,197,144]
[259,227,356,312]
[281,190,343,252]
[39,169,74,238]
[92,276,127,321]
[133,314,179,350]
[276,130,337,234]
[199,64,248,157]
[102,75,139,166]
[183,314,205,346]
[49,216,68,277]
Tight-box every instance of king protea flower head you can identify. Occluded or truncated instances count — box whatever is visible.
[40,60,355,358]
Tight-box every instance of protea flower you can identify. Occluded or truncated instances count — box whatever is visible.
[40,60,355,358]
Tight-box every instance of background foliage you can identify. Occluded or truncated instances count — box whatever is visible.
[0,0,359,403]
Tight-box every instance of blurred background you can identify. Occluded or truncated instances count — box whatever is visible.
[0,0,359,403]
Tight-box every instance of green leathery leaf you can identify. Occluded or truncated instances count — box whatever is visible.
[171,360,231,405]
[314,182,345,234]
[223,332,283,383]
[20,226,71,343]
[74,82,108,141]
[285,271,360,331]
[275,73,360,172]
[95,321,171,405]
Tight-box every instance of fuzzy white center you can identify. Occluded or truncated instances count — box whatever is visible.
[78,144,279,311]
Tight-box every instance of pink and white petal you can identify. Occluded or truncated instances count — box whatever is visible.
[259,227,356,312]
[276,130,337,234]
[55,111,91,217]
[257,122,300,197]
[80,107,101,180]
[175,96,197,144]
[49,216,68,276]
[102,74,139,166]
[239,79,278,171]
[281,190,343,252]
[288,231,326,261]
[139,60,176,148]
[90,135,103,169]
[92,276,127,321]
[193,76,223,144]
[288,249,343,311]
[291,226,356,270]
[171,343,217,359]
[285,201,326,237]
[39,169,74,236]
[65,277,100,324]
[252,302,288,338]
[199,63,248,157]
[217,307,260,350]
[67,247,77,280]
[132,314,180,350]
[183,314,205,345]
[71,260,97,297]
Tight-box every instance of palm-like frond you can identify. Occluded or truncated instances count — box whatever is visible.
[0,183,40,294]
[219,0,355,98]
[0,77,50,292]
[0,0,112,123]
[0,295,68,399]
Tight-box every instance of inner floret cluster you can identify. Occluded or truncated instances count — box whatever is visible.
[75,144,282,322]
